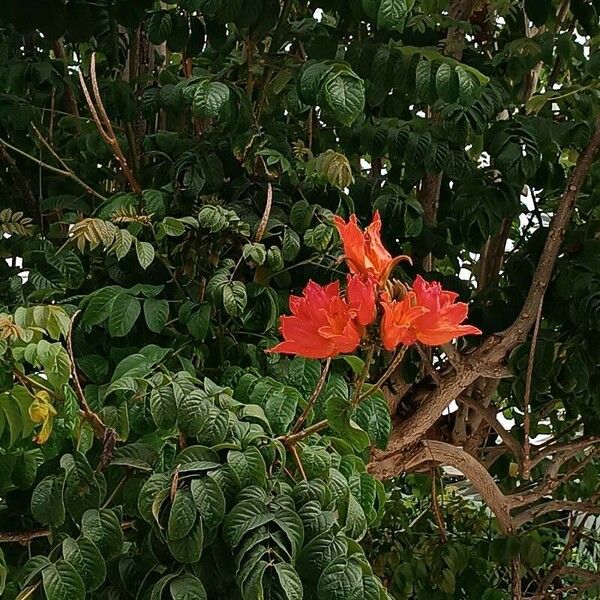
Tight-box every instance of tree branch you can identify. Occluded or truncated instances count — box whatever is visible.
[66,311,110,441]
[514,499,600,528]
[369,439,516,535]
[0,143,40,222]
[378,115,600,464]
[79,53,142,194]
[497,115,600,354]
[458,394,526,465]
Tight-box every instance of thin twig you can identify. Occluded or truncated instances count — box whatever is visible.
[522,296,544,478]
[66,310,108,439]
[0,137,106,202]
[292,357,331,433]
[12,369,60,400]
[290,445,307,481]
[351,345,375,407]
[430,467,447,542]
[357,346,408,404]
[254,182,273,242]
[79,53,142,194]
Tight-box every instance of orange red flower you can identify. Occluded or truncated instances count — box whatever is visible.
[380,291,427,351]
[268,280,369,359]
[346,274,377,326]
[380,275,482,349]
[333,211,410,286]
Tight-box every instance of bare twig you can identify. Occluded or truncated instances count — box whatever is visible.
[254,182,273,242]
[522,295,545,478]
[66,310,109,440]
[357,347,408,404]
[458,395,526,465]
[291,357,331,433]
[0,136,106,202]
[0,529,50,543]
[290,445,307,481]
[79,53,142,194]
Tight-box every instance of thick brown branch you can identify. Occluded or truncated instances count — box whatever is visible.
[369,439,515,534]
[0,528,50,543]
[514,499,600,528]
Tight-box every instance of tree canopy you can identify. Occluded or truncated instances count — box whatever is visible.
[1,0,600,598]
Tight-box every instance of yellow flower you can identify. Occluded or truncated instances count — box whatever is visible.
[29,391,57,444]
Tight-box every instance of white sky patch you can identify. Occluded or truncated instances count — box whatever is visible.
[313,8,323,22]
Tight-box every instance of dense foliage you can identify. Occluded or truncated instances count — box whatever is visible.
[1,0,600,598]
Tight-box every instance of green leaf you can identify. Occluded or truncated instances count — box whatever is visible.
[62,537,106,592]
[81,509,124,561]
[135,239,155,269]
[227,447,267,488]
[148,10,172,44]
[193,80,230,118]
[224,496,273,548]
[108,294,141,337]
[31,475,65,527]
[138,473,170,522]
[282,227,301,261]
[415,58,435,102]
[82,286,121,326]
[326,395,370,451]
[162,216,187,236]
[353,394,392,450]
[290,200,315,232]
[187,303,212,340]
[168,517,203,563]
[274,563,303,600]
[316,556,363,600]
[169,574,208,600]
[150,385,178,429]
[42,561,85,600]
[321,71,365,126]
[243,242,267,265]
[265,388,299,436]
[338,489,367,540]
[298,61,334,105]
[222,281,247,317]
[435,62,459,103]
[168,490,197,541]
[377,0,413,30]
[288,357,321,395]
[143,298,169,333]
[0,548,6,596]
[190,476,226,531]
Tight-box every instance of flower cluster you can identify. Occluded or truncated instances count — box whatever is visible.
[269,212,481,358]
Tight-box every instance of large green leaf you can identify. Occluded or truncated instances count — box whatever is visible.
[143,298,169,333]
[42,561,85,600]
[81,509,124,561]
[31,475,65,527]
[321,71,365,126]
[193,80,230,118]
[222,281,247,317]
[377,0,413,30]
[168,490,197,541]
[62,537,106,592]
[108,293,141,337]
[353,394,392,450]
